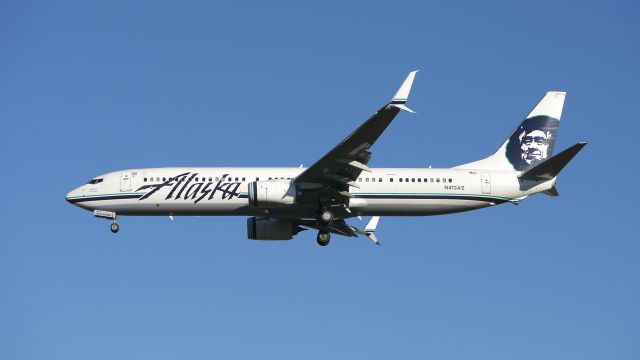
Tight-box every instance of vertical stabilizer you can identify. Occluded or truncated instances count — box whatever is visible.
[456,91,566,172]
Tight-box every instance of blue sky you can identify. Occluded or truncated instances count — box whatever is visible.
[1,1,638,359]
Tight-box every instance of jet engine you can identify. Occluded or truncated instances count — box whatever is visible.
[246,217,303,240]
[247,180,296,208]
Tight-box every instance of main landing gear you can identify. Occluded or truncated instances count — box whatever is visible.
[316,231,331,246]
[319,209,334,223]
[316,208,334,246]
[110,222,120,233]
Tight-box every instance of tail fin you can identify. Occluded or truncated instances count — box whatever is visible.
[456,91,566,172]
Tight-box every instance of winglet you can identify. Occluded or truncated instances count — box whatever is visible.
[391,71,418,113]
[543,185,560,197]
[364,216,381,245]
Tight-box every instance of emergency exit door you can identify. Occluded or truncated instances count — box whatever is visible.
[481,172,491,194]
[120,171,132,192]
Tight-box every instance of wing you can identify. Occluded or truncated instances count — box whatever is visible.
[294,71,418,199]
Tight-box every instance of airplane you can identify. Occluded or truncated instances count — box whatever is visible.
[66,71,586,246]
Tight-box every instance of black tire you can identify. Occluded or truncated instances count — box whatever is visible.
[110,223,120,233]
[319,210,334,223]
[316,232,330,246]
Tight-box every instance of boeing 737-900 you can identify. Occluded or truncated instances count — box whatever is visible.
[66,71,586,246]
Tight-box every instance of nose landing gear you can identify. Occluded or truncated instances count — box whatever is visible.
[94,210,119,234]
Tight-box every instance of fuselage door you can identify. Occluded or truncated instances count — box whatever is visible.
[120,171,132,192]
[481,172,491,194]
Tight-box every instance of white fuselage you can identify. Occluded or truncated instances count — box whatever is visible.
[66,167,554,218]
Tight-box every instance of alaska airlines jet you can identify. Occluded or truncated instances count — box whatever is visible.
[66,72,586,246]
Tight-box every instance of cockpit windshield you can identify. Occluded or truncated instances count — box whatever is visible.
[87,178,104,185]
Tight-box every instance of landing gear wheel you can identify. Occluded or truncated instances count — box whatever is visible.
[110,223,120,233]
[317,231,331,246]
[320,210,334,223]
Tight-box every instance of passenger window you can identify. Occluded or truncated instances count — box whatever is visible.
[156,177,160,182]
[358,178,362,182]
[242,177,246,181]
[405,178,409,182]
[449,178,452,183]
[418,178,421,182]
[209,177,212,182]
[436,178,440,182]
[390,178,394,182]
[372,178,375,182]
[215,177,220,181]
[430,178,434,182]
[379,178,382,182]
[143,178,147,182]
[269,177,272,180]
[256,177,259,181]
[411,178,415,182]
[365,178,369,182]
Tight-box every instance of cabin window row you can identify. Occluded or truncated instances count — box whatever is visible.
[142,176,293,182]
[141,176,453,184]
[357,177,453,183]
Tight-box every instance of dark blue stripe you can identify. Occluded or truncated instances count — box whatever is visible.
[354,194,507,203]
[67,194,143,203]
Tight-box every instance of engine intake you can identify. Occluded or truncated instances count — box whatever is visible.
[247,180,296,208]
[247,217,303,240]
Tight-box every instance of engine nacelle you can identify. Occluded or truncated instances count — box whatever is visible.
[247,180,296,208]
[246,217,302,240]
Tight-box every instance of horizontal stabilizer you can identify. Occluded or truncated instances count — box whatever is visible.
[519,142,586,181]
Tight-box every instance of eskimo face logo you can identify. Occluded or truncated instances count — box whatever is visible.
[506,116,559,172]
[519,129,552,164]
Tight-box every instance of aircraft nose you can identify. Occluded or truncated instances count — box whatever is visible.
[66,187,82,204]
[65,190,73,203]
